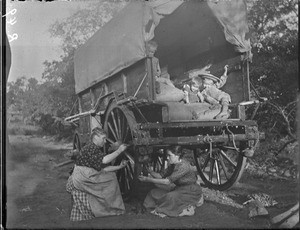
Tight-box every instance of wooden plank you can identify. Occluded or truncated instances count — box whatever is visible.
[78,95,83,113]
[241,61,250,101]
[139,119,257,129]
[238,105,246,121]
[146,57,155,101]
[122,73,127,94]
[133,133,259,146]
[271,203,299,224]
[279,211,299,228]
[90,88,95,107]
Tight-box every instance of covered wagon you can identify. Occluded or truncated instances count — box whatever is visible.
[65,0,264,198]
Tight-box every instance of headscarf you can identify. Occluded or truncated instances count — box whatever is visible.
[166,145,182,157]
[90,127,106,141]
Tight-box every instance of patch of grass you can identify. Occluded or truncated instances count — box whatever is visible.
[8,123,42,136]
[7,145,31,165]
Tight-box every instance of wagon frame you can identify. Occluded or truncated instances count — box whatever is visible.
[65,0,265,197]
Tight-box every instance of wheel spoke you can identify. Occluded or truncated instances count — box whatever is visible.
[202,152,211,170]
[108,121,118,141]
[110,111,120,140]
[124,151,134,165]
[123,125,129,142]
[215,160,221,185]
[106,137,115,144]
[209,159,214,182]
[116,110,122,139]
[220,150,237,169]
[153,158,158,171]
[157,157,163,167]
[127,164,134,179]
[219,154,229,180]
[121,115,127,141]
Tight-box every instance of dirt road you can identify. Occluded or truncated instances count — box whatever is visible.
[5,135,299,229]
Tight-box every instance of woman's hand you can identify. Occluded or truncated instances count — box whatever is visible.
[224,65,228,75]
[138,175,149,182]
[145,165,152,173]
[102,144,128,164]
[197,92,204,103]
[119,160,128,169]
[117,144,128,153]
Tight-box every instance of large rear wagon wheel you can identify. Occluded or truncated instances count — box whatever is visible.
[104,104,136,200]
[194,145,247,191]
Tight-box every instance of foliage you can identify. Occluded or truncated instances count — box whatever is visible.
[39,0,127,118]
[247,0,298,139]
[7,77,41,119]
[7,1,127,138]
[49,1,127,54]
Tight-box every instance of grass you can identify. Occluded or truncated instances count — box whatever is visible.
[7,122,42,136]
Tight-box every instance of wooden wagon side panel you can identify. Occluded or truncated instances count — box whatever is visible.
[123,59,149,100]
[80,92,92,112]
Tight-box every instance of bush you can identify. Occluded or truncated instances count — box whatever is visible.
[31,113,75,139]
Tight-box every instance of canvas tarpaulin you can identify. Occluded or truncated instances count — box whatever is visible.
[74,2,147,94]
[74,0,251,94]
[207,0,252,58]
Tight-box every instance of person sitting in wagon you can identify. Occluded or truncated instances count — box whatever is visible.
[183,64,213,104]
[147,40,162,94]
[200,65,231,119]
[147,40,186,102]
[184,65,231,119]
[182,76,204,104]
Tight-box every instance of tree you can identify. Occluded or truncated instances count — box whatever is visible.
[49,1,127,54]
[247,0,298,142]
[38,1,127,119]
[7,77,42,119]
[7,76,26,111]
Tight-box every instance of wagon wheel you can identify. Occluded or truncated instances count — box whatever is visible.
[104,104,136,200]
[151,149,168,174]
[193,145,247,191]
[140,149,168,177]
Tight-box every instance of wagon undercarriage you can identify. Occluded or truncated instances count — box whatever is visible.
[101,101,263,197]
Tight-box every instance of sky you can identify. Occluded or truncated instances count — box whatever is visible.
[6,0,90,83]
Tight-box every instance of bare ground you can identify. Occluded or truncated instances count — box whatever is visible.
[4,135,299,229]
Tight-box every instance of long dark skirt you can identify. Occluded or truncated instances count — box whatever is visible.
[72,165,125,217]
[143,183,202,217]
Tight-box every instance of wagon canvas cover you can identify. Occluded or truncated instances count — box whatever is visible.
[74,0,251,94]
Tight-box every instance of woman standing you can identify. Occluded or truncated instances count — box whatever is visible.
[138,146,203,217]
[66,127,128,221]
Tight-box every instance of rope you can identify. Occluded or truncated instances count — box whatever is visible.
[226,125,239,151]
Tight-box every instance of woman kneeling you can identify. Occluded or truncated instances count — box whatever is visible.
[66,127,128,221]
[138,146,203,217]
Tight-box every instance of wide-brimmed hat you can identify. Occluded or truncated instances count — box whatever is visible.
[198,73,220,83]
[187,69,220,83]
